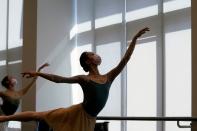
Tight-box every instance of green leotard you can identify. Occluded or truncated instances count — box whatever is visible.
[1,96,19,115]
[82,80,112,117]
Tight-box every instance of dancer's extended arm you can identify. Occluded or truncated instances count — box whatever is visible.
[32,73,82,83]
[22,70,83,84]
[0,111,47,122]
[106,27,149,82]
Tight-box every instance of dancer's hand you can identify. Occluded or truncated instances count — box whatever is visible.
[21,63,49,78]
[21,71,38,78]
[134,27,150,39]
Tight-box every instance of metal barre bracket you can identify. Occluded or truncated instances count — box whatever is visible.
[177,121,191,128]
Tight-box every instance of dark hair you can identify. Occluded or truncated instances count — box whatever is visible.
[1,76,9,88]
[80,52,89,72]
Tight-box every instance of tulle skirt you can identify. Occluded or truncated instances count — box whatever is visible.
[44,103,96,131]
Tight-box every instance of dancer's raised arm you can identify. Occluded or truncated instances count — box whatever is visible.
[18,63,49,96]
[106,27,149,82]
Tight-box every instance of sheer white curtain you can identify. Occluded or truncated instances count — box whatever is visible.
[71,0,191,131]
[164,1,191,131]
[0,0,8,80]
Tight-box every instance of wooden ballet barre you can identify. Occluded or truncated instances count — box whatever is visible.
[97,116,197,128]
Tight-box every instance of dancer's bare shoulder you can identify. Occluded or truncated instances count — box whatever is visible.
[2,90,21,99]
[80,75,108,84]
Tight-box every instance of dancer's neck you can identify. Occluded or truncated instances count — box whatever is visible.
[88,66,100,76]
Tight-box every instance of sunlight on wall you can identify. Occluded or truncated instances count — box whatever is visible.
[70,21,92,40]
[127,35,157,44]
[70,13,123,39]
[126,5,158,22]
[8,60,22,65]
[164,0,191,13]
[70,25,78,40]
[95,13,122,29]
[77,21,91,34]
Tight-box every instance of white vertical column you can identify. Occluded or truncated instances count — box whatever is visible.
[157,0,165,131]
[121,0,127,131]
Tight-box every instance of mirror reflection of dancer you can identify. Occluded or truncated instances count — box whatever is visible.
[0,28,149,131]
[0,63,49,131]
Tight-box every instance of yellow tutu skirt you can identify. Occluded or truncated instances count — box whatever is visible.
[44,103,96,131]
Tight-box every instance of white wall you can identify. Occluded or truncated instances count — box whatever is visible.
[36,0,74,111]
[23,0,75,130]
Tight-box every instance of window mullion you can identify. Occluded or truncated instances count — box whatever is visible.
[121,0,127,131]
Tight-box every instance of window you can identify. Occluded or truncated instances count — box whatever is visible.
[71,0,191,131]
[164,1,191,131]
[0,0,23,129]
[127,41,157,131]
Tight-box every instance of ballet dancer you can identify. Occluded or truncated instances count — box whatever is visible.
[0,27,149,131]
[0,63,49,130]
